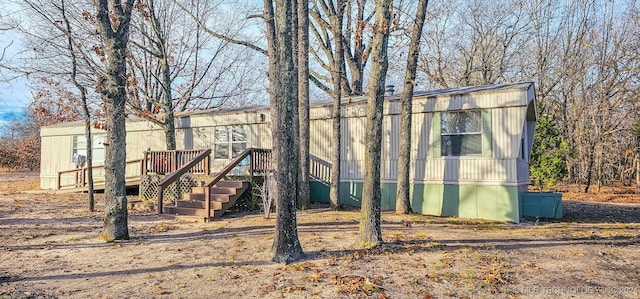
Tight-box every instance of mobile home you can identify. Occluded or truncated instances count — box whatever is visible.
[40,82,550,222]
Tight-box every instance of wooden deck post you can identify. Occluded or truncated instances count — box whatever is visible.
[205,188,211,221]
[249,150,254,177]
[171,151,177,173]
[157,185,164,215]
[141,152,147,175]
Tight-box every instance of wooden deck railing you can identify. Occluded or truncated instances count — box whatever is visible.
[56,149,211,190]
[56,159,143,190]
[142,149,210,175]
[157,148,272,218]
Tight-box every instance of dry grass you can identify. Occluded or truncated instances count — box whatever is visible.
[1,174,639,298]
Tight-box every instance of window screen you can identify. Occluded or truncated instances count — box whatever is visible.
[214,126,247,159]
[441,111,482,156]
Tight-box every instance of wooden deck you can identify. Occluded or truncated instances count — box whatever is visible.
[51,177,142,194]
[55,150,211,192]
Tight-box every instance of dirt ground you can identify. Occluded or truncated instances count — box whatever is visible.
[1,172,639,299]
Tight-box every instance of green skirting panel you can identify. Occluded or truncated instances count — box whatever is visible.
[411,183,519,222]
[521,192,562,219]
[310,181,522,222]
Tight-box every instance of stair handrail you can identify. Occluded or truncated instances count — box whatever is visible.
[202,148,271,219]
[157,149,212,214]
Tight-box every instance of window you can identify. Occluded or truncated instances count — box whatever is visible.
[441,110,482,156]
[214,125,247,159]
[72,135,106,163]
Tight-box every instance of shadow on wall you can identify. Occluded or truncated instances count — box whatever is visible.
[411,98,435,212]
[180,116,193,150]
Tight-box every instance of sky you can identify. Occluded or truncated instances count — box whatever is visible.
[1,1,29,121]
[0,62,29,122]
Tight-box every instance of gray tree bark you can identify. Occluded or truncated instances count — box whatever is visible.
[153,1,177,151]
[329,0,345,210]
[58,0,96,212]
[94,0,134,241]
[264,0,304,264]
[355,0,392,248]
[396,0,429,214]
[297,0,311,210]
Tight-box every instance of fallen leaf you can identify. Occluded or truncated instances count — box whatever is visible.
[265,284,276,291]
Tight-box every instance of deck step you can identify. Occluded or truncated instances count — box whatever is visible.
[183,193,230,202]
[189,186,238,195]
[175,200,223,210]
[166,179,250,220]
[164,206,220,217]
[215,180,247,188]
[210,187,238,195]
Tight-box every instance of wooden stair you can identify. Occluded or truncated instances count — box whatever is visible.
[163,180,249,219]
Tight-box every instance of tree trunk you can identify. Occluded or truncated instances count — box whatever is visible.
[297,0,311,209]
[160,48,176,150]
[60,0,95,212]
[84,121,95,212]
[355,0,392,249]
[265,0,304,264]
[348,0,366,96]
[396,0,428,214]
[164,112,176,150]
[329,0,345,210]
[95,0,134,241]
[584,142,597,193]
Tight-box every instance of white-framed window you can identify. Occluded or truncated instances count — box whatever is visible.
[72,135,106,163]
[441,110,482,156]
[214,125,247,159]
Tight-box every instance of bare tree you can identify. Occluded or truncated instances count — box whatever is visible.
[264,0,304,263]
[21,0,101,211]
[419,0,530,89]
[0,15,13,77]
[60,0,96,211]
[94,0,134,241]
[326,0,346,210]
[355,0,392,248]
[298,0,311,209]
[309,0,372,96]
[395,0,428,214]
[128,0,263,150]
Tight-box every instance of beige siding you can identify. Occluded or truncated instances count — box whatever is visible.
[413,158,517,183]
[126,128,167,157]
[40,83,535,189]
[308,88,531,185]
[341,117,364,180]
[413,89,528,112]
[413,112,434,160]
[186,109,272,170]
[189,110,269,127]
[491,106,527,159]
[309,118,333,181]
[40,135,74,189]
